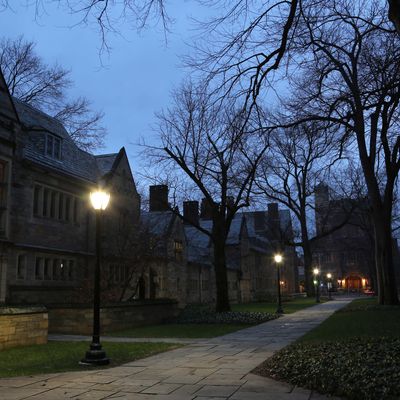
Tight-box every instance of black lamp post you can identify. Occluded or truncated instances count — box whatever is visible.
[327,273,332,300]
[313,267,320,303]
[275,254,284,314]
[80,190,110,366]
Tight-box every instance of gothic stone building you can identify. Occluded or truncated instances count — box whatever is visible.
[313,184,375,291]
[0,70,141,304]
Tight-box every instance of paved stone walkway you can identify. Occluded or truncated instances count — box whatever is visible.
[0,298,351,400]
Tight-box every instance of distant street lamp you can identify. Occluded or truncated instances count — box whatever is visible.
[313,267,320,303]
[275,254,284,314]
[81,190,110,366]
[327,273,332,300]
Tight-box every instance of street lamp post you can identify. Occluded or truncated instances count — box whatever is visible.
[313,267,320,303]
[81,190,110,366]
[327,273,332,300]
[274,254,284,314]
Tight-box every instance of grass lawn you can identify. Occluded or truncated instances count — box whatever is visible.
[232,297,320,314]
[107,323,249,338]
[0,341,180,378]
[300,297,400,341]
[254,297,400,400]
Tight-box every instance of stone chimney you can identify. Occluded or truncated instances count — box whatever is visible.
[200,198,214,220]
[149,185,169,212]
[183,201,199,225]
[267,203,280,239]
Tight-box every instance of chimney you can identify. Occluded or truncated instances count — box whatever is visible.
[200,198,214,220]
[267,203,280,239]
[149,185,169,212]
[183,201,199,226]
[268,203,279,221]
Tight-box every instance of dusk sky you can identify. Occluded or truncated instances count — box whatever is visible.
[0,2,211,173]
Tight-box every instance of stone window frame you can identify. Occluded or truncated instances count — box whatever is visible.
[173,240,183,261]
[34,253,76,282]
[16,253,27,280]
[45,134,62,160]
[33,184,80,224]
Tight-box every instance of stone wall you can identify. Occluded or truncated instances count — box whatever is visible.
[0,307,48,350]
[48,300,179,335]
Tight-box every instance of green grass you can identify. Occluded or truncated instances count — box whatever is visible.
[0,341,180,378]
[255,297,400,400]
[107,323,248,338]
[232,297,320,314]
[300,297,400,342]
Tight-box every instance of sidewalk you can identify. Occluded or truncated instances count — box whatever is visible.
[0,298,351,400]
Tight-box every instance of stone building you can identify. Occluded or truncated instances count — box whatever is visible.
[0,67,298,307]
[139,185,187,304]
[0,69,141,304]
[312,184,375,291]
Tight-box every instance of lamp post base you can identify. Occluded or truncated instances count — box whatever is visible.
[276,306,284,314]
[80,343,110,366]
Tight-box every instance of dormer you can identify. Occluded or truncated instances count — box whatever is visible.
[45,133,62,160]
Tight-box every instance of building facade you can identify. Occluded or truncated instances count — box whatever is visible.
[0,70,141,304]
[0,68,298,307]
[313,184,375,292]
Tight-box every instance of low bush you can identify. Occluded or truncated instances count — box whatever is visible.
[255,337,400,400]
[176,305,278,325]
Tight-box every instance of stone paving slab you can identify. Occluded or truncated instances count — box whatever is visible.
[0,298,352,400]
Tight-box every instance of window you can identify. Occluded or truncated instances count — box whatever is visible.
[17,254,26,279]
[174,240,183,261]
[58,193,64,220]
[60,259,67,280]
[44,258,52,280]
[53,259,59,280]
[65,196,71,221]
[68,260,74,281]
[33,184,79,224]
[46,134,62,160]
[35,257,43,280]
[33,185,41,216]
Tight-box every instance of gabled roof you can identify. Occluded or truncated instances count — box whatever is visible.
[184,224,211,266]
[95,153,119,175]
[0,68,20,123]
[12,97,133,184]
[141,211,176,237]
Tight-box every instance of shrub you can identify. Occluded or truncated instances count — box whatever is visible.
[254,337,400,400]
[176,305,278,325]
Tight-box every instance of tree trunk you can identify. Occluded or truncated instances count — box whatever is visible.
[212,218,231,312]
[373,215,399,305]
[303,243,314,297]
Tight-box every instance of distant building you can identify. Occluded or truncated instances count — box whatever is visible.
[313,184,375,292]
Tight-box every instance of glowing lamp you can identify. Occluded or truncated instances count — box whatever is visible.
[327,273,332,279]
[313,268,320,276]
[90,190,110,210]
[274,254,283,263]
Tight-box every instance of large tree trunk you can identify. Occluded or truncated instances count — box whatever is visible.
[373,214,399,305]
[212,217,231,312]
[302,243,314,297]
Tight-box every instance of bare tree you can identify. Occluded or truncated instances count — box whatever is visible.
[146,81,268,312]
[255,121,354,296]
[0,36,106,151]
[282,1,400,304]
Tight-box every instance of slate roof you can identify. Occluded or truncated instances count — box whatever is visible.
[13,98,119,183]
[141,211,175,237]
[184,225,211,266]
[95,153,119,175]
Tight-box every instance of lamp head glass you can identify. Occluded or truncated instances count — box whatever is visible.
[90,190,110,210]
